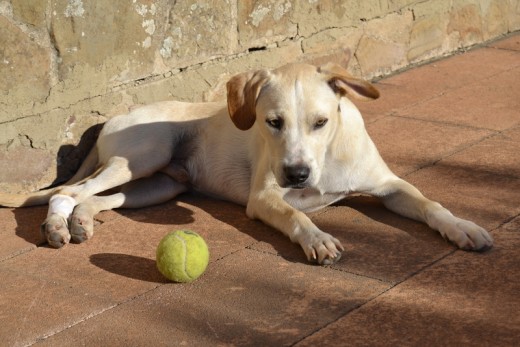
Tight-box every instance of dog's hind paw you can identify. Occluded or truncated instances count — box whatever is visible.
[70,209,95,244]
[41,214,71,248]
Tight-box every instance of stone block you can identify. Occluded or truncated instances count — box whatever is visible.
[11,0,47,28]
[448,3,483,47]
[302,27,362,73]
[0,147,53,193]
[506,0,520,31]
[0,102,111,192]
[128,68,211,104]
[159,0,237,67]
[357,36,407,78]
[50,1,154,83]
[410,0,451,19]
[0,16,51,119]
[407,15,448,62]
[356,11,413,78]
[387,0,420,12]
[294,0,386,37]
[364,10,414,43]
[481,0,510,40]
[238,0,297,48]
[199,41,303,102]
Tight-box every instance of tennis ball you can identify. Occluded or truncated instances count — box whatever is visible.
[156,230,209,283]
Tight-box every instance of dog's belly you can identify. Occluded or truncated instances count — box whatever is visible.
[185,154,252,207]
[283,188,346,213]
[192,173,251,207]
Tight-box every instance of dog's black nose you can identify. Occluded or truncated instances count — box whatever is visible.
[284,165,310,185]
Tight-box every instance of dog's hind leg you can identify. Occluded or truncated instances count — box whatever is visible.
[69,173,188,243]
[42,153,173,247]
[64,145,100,186]
[57,156,135,203]
[41,156,132,247]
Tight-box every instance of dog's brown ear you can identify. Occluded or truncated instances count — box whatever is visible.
[319,63,380,101]
[226,70,270,130]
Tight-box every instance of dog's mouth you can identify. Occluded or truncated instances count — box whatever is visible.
[281,182,308,190]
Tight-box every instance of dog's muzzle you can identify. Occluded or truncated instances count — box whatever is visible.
[283,164,310,188]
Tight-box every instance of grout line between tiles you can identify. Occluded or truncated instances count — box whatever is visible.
[400,128,519,180]
[290,248,458,346]
[25,282,165,346]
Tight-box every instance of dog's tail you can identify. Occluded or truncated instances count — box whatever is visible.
[0,146,100,208]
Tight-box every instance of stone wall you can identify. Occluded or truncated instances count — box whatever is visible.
[1,0,519,193]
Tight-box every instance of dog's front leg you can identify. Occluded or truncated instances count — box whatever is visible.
[247,188,344,265]
[374,178,493,251]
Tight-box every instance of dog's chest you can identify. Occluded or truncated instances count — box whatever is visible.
[283,188,345,213]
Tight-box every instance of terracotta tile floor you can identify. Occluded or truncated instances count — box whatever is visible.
[1,33,519,346]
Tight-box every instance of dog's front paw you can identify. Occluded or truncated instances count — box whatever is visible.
[298,230,344,265]
[440,217,493,251]
[40,214,71,248]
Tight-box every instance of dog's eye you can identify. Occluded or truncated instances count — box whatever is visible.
[314,118,328,129]
[266,118,283,130]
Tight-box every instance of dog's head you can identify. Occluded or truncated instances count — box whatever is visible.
[226,63,379,189]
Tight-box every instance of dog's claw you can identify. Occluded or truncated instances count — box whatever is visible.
[302,232,344,265]
[319,251,342,265]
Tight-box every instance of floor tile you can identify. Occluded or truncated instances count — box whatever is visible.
[250,196,454,283]
[38,249,390,346]
[437,132,520,178]
[295,231,520,347]
[1,196,268,303]
[504,125,520,141]
[404,152,520,232]
[366,116,492,176]
[0,266,112,347]
[498,214,520,233]
[367,48,520,113]
[355,82,407,123]
[397,66,520,130]
[488,34,520,51]
[0,206,46,261]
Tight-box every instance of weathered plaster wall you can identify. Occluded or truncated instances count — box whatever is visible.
[1,0,519,193]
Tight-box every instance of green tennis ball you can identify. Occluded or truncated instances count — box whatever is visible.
[156,230,209,283]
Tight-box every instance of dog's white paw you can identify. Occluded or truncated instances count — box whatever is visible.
[439,217,493,251]
[298,230,344,265]
[70,207,95,244]
[40,213,71,248]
